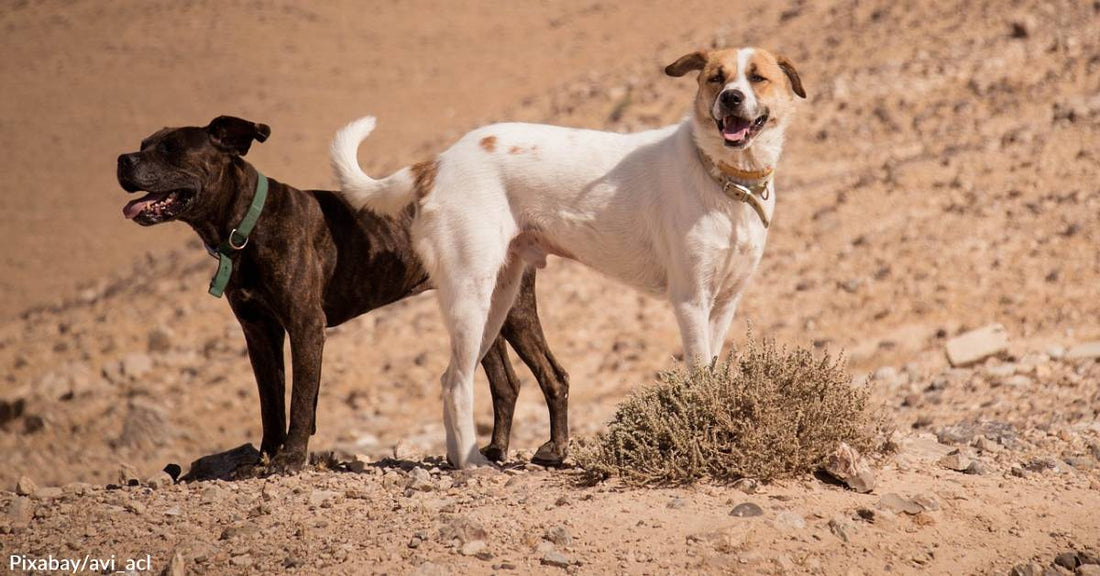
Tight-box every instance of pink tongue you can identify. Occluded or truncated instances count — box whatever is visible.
[723,127,750,142]
[123,194,157,219]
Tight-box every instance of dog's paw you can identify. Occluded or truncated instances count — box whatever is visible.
[480,444,508,462]
[531,440,568,466]
[269,450,307,475]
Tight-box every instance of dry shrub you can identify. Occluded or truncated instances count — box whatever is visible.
[574,336,889,485]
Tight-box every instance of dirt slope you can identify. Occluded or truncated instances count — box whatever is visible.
[1,0,1099,575]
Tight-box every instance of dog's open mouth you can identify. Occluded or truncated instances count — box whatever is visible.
[716,111,769,148]
[123,190,194,225]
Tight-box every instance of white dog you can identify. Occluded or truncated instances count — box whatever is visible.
[331,47,805,468]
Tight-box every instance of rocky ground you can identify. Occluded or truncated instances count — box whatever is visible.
[2,0,1099,574]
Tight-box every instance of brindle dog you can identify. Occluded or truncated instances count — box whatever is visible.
[116,116,570,470]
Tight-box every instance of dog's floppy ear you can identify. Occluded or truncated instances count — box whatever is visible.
[776,55,806,99]
[205,116,271,156]
[664,50,708,78]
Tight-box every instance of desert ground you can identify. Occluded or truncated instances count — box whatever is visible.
[1,0,1099,574]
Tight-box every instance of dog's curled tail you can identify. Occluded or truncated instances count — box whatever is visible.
[330,116,415,217]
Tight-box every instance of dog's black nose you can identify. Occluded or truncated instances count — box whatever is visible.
[118,153,138,170]
[720,89,744,108]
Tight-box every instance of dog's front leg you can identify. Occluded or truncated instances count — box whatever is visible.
[276,315,326,471]
[670,290,713,366]
[229,298,288,458]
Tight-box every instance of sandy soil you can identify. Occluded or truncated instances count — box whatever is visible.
[2,0,1099,574]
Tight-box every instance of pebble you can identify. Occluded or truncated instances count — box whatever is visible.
[459,540,487,557]
[162,551,186,576]
[126,501,146,515]
[346,454,370,473]
[541,550,571,568]
[121,353,154,379]
[774,511,806,530]
[407,467,435,492]
[15,475,38,497]
[964,459,989,475]
[945,324,1009,367]
[730,502,764,517]
[145,472,174,489]
[822,442,876,493]
[118,464,141,487]
[544,525,572,547]
[827,516,855,543]
[35,487,62,500]
[308,490,340,507]
[939,450,972,472]
[229,555,253,567]
[733,478,759,494]
[666,497,686,509]
[878,493,923,515]
[1065,341,1100,361]
[7,497,34,526]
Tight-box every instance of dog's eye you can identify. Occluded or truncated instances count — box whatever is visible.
[707,74,724,84]
[749,73,768,83]
[157,140,178,154]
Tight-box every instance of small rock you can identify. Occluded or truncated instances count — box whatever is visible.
[1054,552,1081,570]
[822,442,876,493]
[7,497,34,525]
[1046,345,1067,359]
[229,554,252,567]
[544,525,572,547]
[346,454,370,473]
[160,551,186,576]
[1008,564,1042,576]
[145,472,174,489]
[666,497,686,509]
[973,436,1003,453]
[407,467,435,492]
[436,477,455,491]
[733,478,759,493]
[121,353,154,379]
[730,502,764,517]
[393,439,422,460]
[939,450,972,472]
[1077,566,1100,576]
[878,493,923,515]
[164,506,182,517]
[910,493,940,512]
[126,501,146,515]
[964,459,989,475]
[774,511,806,530]
[15,475,38,497]
[828,516,855,542]
[459,540,487,557]
[541,550,570,569]
[147,327,174,354]
[438,515,487,545]
[308,490,340,507]
[1065,342,1100,361]
[34,487,62,500]
[118,464,141,487]
[945,324,1009,367]
[554,495,571,507]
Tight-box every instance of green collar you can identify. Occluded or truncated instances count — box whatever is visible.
[207,171,269,298]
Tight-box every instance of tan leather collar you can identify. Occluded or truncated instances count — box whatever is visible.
[695,147,773,228]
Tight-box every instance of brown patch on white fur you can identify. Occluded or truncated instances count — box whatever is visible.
[479,135,497,153]
[750,51,805,99]
[410,157,439,200]
[666,48,804,133]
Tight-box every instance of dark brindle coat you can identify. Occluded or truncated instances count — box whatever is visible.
[116,116,570,469]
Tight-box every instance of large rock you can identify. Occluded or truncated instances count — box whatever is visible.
[180,444,261,482]
[822,442,876,493]
[945,324,1009,367]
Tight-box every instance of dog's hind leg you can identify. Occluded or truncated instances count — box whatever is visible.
[479,336,521,462]
[501,269,571,465]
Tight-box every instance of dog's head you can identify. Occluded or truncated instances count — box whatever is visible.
[666,47,805,151]
[116,116,271,225]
